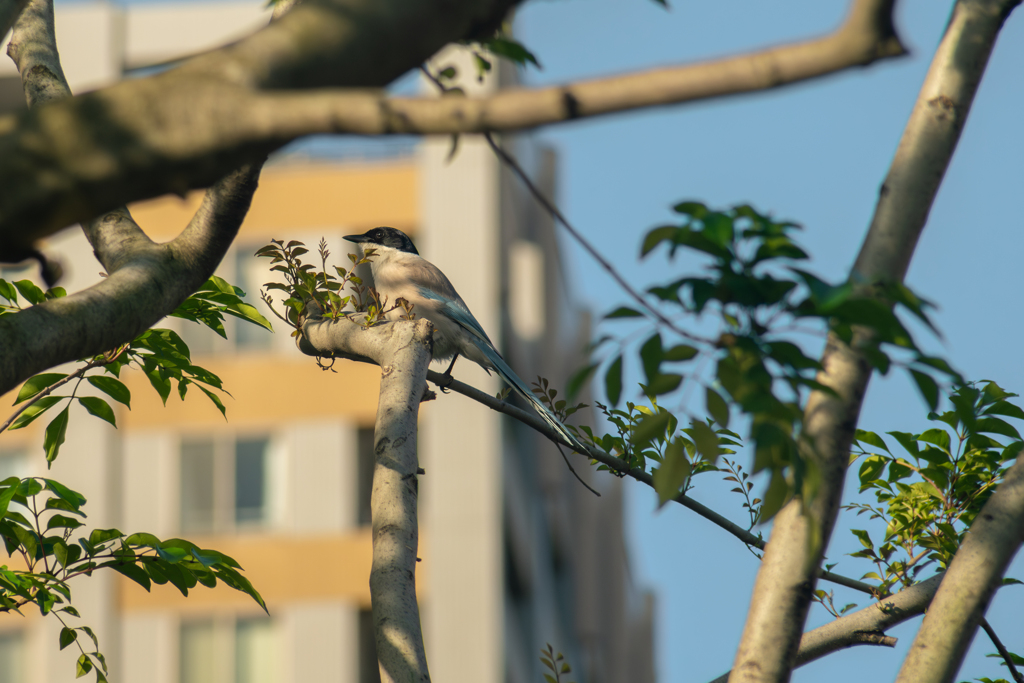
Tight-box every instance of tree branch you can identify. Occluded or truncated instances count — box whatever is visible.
[0,0,269,396]
[294,324,892,602]
[709,574,943,683]
[5,0,69,106]
[727,1,1019,680]
[980,618,1024,683]
[0,0,31,49]
[297,311,434,683]
[896,455,1024,683]
[0,0,904,255]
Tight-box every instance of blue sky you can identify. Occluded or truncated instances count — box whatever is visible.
[515,1,1024,682]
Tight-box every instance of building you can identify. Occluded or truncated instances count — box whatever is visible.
[0,4,655,683]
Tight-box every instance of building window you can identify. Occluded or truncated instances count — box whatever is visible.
[0,631,24,683]
[180,436,271,533]
[357,426,375,527]
[358,609,381,683]
[180,618,277,683]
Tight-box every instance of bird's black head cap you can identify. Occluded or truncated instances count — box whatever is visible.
[344,227,419,255]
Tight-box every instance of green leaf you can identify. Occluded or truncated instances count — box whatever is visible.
[706,388,730,428]
[851,528,874,550]
[910,370,940,412]
[109,561,152,591]
[855,430,890,453]
[143,364,172,405]
[76,654,93,678]
[0,279,17,302]
[196,385,227,419]
[8,395,63,430]
[857,455,887,487]
[639,333,663,383]
[44,406,71,463]
[13,280,45,305]
[566,363,598,401]
[605,356,623,407]
[663,344,699,362]
[14,373,67,404]
[481,35,541,68]
[641,226,678,257]
[60,627,78,650]
[690,420,721,462]
[45,479,87,507]
[604,306,645,319]
[225,302,273,331]
[630,412,672,449]
[653,440,690,507]
[78,397,117,428]
[646,373,683,395]
[87,376,131,408]
[758,471,790,523]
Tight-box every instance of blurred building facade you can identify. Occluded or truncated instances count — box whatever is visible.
[0,4,654,683]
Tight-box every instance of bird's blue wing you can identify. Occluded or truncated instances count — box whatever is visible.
[418,287,587,452]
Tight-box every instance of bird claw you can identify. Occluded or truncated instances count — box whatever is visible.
[437,372,454,393]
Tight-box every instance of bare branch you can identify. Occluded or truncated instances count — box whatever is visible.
[297,311,434,682]
[980,618,1024,683]
[0,0,906,256]
[5,0,69,106]
[0,0,31,51]
[367,318,433,683]
[896,456,1024,683]
[709,574,944,683]
[727,1,1020,681]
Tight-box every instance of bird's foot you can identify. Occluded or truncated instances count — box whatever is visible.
[437,371,455,393]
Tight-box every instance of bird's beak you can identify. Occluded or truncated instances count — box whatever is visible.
[344,234,370,244]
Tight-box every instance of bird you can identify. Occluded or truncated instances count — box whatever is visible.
[344,226,587,453]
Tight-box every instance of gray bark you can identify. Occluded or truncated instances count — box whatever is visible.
[727,0,1021,681]
[895,457,1024,683]
[300,313,434,683]
[0,0,905,257]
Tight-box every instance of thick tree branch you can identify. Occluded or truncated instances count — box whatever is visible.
[896,456,1024,683]
[710,574,944,683]
[298,312,434,683]
[5,0,69,106]
[0,0,904,256]
[0,0,519,259]
[727,1,1019,681]
[0,0,31,46]
[0,0,267,396]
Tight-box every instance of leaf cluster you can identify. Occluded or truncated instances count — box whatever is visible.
[577,387,737,506]
[846,381,1023,597]
[2,276,267,462]
[0,476,263,682]
[539,644,575,683]
[583,202,960,522]
[257,238,397,335]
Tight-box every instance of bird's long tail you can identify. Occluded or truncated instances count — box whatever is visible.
[482,347,589,452]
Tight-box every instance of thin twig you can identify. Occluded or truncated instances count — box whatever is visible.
[1,354,112,433]
[554,441,601,497]
[980,617,1024,683]
[419,64,706,344]
[483,131,705,344]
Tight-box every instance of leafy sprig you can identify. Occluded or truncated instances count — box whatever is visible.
[2,276,271,463]
[581,202,961,522]
[847,381,1023,597]
[0,476,264,682]
[257,238,411,334]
